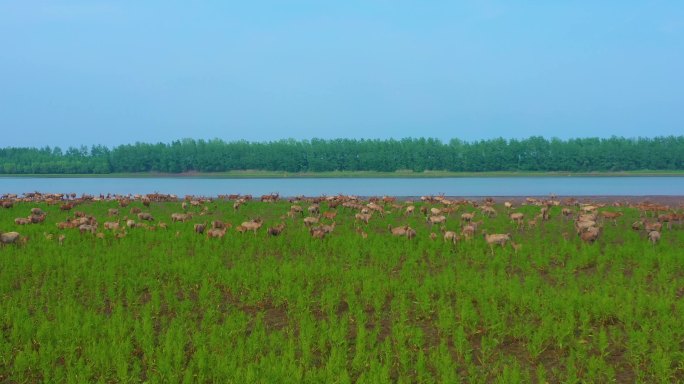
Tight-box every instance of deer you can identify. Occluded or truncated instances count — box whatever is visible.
[171,213,192,222]
[648,230,661,244]
[461,212,475,223]
[308,204,320,216]
[600,211,622,226]
[194,223,207,234]
[481,206,497,218]
[509,212,525,229]
[575,220,597,234]
[441,226,459,245]
[540,206,550,221]
[267,222,286,236]
[580,226,601,243]
[355,213,372,224]
[240,219,263,235]
[310,228,327,239]
[427,215,447,227]
[322,211,337,220]
[644,221,662,233]
[561,208,573,221]
[290,205,304,216]
[1,231,22,245]
[206,228,227,238]
[103,222,120,230]
[482,231,511,254]
[137,212,154,221]
[389,224,407,237]
[461,225,475,240]
[211,220,226,229]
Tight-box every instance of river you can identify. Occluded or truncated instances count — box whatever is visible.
[1,177,683,197]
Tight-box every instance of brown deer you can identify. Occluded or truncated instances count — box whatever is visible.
[322,211,337,220]
[171,213,191,222]
[103,222,120,230]
[240,219,263,235]
[207,228,227,238]
[441,226,459,245]
[509,212,524,229]
[267,223,286,236]
[1,231,22,245]
[137,212,154,221]
[482,231,511,254]
[194,223,207,234]
[580,227,601,243]
[648,230,661,244]
[355,213,372,224]
[389,224,407,237]
[600,211,622,226]
[427,215,447,227]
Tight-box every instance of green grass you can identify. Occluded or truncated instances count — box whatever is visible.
[2,169,684,178]
[1,199,683,382]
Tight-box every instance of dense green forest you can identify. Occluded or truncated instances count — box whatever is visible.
[1,136,683,174]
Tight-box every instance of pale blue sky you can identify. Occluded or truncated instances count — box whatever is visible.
[1,1,682,148]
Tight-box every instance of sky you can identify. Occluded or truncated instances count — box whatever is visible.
[1,1,683,148]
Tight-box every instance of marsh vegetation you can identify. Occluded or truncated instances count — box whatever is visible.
[1,193,683,382]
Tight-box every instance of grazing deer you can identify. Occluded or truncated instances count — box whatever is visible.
[441,226,459,245]
[389,224,407,237]
[194,223,207,234]
[355,213,372,224]
[461,225,475,240]
[268,223,286,236]
[600,211,622,226]
[171,213,191,222]
[207,228,227,238]
[482,231,511,254]
[509,212,524,229]
[540,206,550,221]
[0,231,22,245]
[322,211,337,220]
[427,215,446,227]
[648,230,661,244]
[310,228,327,239]
[240,219,263,235]
[580,227,601,243]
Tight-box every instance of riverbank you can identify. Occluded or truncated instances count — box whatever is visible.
[2,170,684,178]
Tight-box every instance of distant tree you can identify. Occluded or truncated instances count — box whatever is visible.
[1,136,683,174]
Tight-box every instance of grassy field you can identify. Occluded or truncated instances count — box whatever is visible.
[1,197,683,382]
[2,169,684,178]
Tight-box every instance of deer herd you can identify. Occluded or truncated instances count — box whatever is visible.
[1,192,682,253]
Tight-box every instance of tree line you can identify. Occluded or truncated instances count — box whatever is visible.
[1,136,683,174]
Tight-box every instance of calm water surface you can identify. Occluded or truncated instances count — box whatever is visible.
[1,177,683,197]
